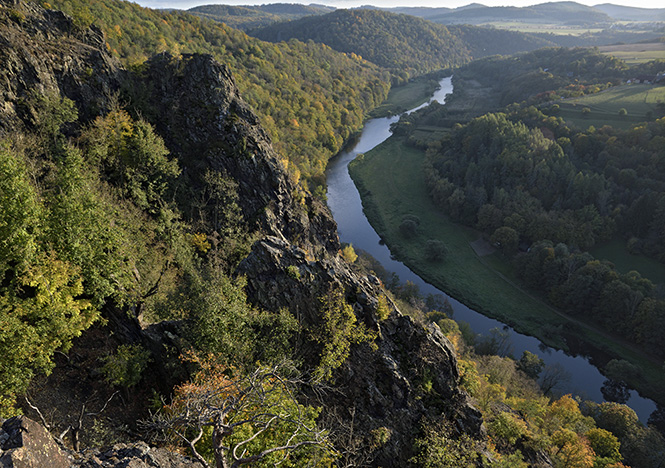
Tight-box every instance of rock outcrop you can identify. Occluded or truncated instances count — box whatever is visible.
[125,51,340,256]
[0,1,487,465]
[239,236,486,465]
[0,0,120,133]
[0,416,70,468]
[0,416,203,468]
[71,442,203,468]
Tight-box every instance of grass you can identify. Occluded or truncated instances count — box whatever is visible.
[555,84,665,130]
[349,136,665,405]
[482,22,605,35]
[370,76,443,118]
[597,42,665,65]
[590,239,665,285]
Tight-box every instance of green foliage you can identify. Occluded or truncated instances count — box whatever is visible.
[31,91,78,147]
[586,428,621,463]
[399,216,419,238]
[179,268,298,367]
[311,288,377,382]
[0,254,97,416]
[48,0,390,187]
[84,108,180,212]
[491,226,519,255]
[376,295,390,321]
[101,344,151,388]
[488,411,528,446]
[0,142,40,272]
[424,239,448,262]
[252,9,470,80]
[409,419,480,468]
[189,3,331,31]
[286,265,301,280]
[517,350,545,379]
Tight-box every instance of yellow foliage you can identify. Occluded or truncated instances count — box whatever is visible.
[376,295,390,321]
[188,232,211,253]
[341,244,358,263]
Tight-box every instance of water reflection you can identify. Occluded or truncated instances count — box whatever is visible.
[326,77,657,421]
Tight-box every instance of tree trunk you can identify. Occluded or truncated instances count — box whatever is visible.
[212,425,230,468]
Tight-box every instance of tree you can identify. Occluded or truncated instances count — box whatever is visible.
[341,244,358,263]
[424,239,448,262]
[491,226,519,254]
[409,418,480,468]
[150,358,334,468]
[311,287,377,382]
[517,350,545,380]
[399,217,418,238]
[586,428,621,464]
[550,428,595,468]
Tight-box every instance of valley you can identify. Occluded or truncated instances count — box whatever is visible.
[1,0,665,467]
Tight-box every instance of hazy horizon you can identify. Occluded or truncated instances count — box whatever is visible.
[133,0,665,11]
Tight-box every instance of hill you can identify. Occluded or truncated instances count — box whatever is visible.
[45,0,390,193]
[386,1,612,25]
[251,9,555,80]
[594,3,665,21]
[188,3,333,31]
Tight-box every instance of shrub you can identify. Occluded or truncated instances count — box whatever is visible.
[424,239,447,262]
[101,344,151,388]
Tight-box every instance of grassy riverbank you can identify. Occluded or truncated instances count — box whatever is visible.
[370,75,446,118]
[349,136,665,406]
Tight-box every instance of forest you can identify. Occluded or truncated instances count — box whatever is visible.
[1,0,665,467]
[47,0,390,195]
[372,46,665,399]
[424,108,665,359]
[250,9,560,82]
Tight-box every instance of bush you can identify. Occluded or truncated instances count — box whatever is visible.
[424,239,447,262]
[341,243,358,263]
[101,344,151,388]
[399,219,418,238]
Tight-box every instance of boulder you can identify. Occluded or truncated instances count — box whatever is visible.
[0,416,69,468]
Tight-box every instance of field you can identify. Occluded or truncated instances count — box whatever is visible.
[590,239,665,285]
[597,41,665,65]
[483,22,604,35]
[349,135,665,403]
[555,83,665,129]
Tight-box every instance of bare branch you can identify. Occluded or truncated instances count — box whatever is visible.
[24,395,50,430]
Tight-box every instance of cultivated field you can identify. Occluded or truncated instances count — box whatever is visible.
[597,41,665,64]
[556,83,665,129]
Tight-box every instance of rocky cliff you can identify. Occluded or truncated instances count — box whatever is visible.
[0,0,486,465]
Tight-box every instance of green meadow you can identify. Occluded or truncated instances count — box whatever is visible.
[370,76,444,118]
[590,239,665,285]
[556,83,665,129]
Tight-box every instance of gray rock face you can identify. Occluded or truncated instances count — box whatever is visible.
[127,52,340,256]
[0,0,120,133]
[71,442,203,468]
[0,416,70,468]
[239,237,486,465]
[0,1,487,465]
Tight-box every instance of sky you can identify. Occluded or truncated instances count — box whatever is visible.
[133,0,665,11]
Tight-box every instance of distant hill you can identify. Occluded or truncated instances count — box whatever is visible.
[188,3,333,30]
[251,9,470,79]
[251,9,555,79]
[425,1,612,25]
[594,3,665,21]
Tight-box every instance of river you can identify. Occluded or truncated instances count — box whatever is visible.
[326,76,657,422]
